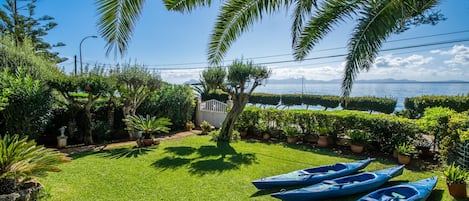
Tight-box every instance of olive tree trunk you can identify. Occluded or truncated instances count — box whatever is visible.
[218,94,249,141]
[83,96,94,145]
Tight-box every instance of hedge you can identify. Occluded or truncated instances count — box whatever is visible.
[302,94,341,109]
[281,94,302,106]
[201,92,229,102]
[237,107,419,152]
[342,96,397,114]
[404,95,469,118]
[249,93,280,105]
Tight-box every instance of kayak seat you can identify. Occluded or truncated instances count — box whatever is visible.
[306,163,346,174]
[382,187,417,198]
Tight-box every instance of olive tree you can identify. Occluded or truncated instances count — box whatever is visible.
[111,64,162,139]
[49,73,111,144]
[202,59,270,142]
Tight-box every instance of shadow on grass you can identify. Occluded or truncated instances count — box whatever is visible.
[95,147,156,159]
[152,142,257,175]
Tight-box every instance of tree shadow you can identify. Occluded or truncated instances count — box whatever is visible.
[427,189,444,201]
[164,146,197,156]
[95,147,156,159]
[151,142,257,175]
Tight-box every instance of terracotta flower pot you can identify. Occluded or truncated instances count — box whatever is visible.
[393,149,398,158]
[447,182,467,198]
[351,144,364,153]
[317,136,329,147]
[287,136,298,144]
[304,134,316,143]
[142,138,154,146]
[397,153,411,165]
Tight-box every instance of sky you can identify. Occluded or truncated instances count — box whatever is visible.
[4,0,469,84]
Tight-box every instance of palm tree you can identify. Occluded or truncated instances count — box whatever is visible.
[96,0,443,96]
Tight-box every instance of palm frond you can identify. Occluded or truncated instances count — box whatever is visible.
[290,0,316,48]
[208,0,286,65]
[294,0,361,60]
[341,0,439,97]
[164,0,212,12]
[96,0,146,57]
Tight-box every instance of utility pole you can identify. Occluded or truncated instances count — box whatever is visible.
[74,55,77,76]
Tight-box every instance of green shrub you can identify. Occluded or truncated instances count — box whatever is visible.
[302,94,341,110]
[139,84,195,129]
[444,163,469,184]
[342,96,397,114]
[404,95,469,118]
[347,129,369,146]
[238,107,418,152]
[396,142,417,156]
[281,94,302,106]
[249,93,280,106]
[0,68,53,140]
[201,92,229,102]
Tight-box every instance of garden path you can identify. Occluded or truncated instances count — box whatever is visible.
[59,130,201,155]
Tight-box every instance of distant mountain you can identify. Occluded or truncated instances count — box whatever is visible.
[183,79,200,85]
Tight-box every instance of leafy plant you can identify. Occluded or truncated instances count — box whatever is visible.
[444,163,469,184]
[0,134,69,194]
[201,121,213,134]
[347,129,369,146]
[396,142,417,156]
[283,125,301,137]
[317,127,331,136]
[123,115,172,138]
[185,121,194,129]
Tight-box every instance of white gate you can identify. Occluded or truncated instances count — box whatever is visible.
[199,99,228,128]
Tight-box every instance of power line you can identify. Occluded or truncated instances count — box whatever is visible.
[81,29,469,67]
[83,36,469,70]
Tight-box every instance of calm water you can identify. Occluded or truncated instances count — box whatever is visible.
[254,83,469,111]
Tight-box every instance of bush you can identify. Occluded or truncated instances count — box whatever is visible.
[404,95,469,118]
[201,91,229,102]
[342,96,397,114]
[138,84,195,130]
[0,69,53,140]
[281,94,302,106]
[302,94,341,110]
[249,93,280,106]
[238,107,418,152]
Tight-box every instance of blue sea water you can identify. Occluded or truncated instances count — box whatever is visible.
[254,83,469,111]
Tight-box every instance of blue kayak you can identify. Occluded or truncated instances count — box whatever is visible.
[271,165,405,201]
[252,158,373,190]
[357,176,438,201]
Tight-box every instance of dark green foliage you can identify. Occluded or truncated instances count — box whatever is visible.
[201,92,229,102]
[249,93,280,106]
[404,95,469,118]
[0,36,61,80]
[138,84,195,130]
[0,68,53,139]
[302,94,340,109]
[281,94,302,106]
[342,96,397,114]
[238,106,418,152]
[0,134,68,194]
[0,0,66,63]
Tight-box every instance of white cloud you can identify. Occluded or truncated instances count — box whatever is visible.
[160,69,203,84]
[374,54,433,68]
[268,65,343,81]
[431,45,469,66]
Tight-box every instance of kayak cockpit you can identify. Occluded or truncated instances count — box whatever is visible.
[304,163,346,174]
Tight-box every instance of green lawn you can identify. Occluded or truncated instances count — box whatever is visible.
[40,135,459,201]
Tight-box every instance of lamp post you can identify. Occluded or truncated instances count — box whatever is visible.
[79,35,98,74]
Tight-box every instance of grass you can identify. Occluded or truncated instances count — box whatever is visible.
[40,135,459,201]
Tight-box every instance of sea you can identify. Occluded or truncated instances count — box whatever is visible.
[253,82,469,111]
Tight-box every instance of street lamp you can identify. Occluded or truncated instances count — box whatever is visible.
[79,35,98,75]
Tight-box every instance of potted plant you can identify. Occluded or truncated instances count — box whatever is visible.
[200,121,212,135]
[415,140,432,159]
[185,121,194,131]
[396,142,416,165]
[284,125,300,144]
[444,163,469,198]
[124,115,172,147]
[235,123,249,138]
[347,129,369,153]
[317,127,330,147]
[259,121,273,140]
